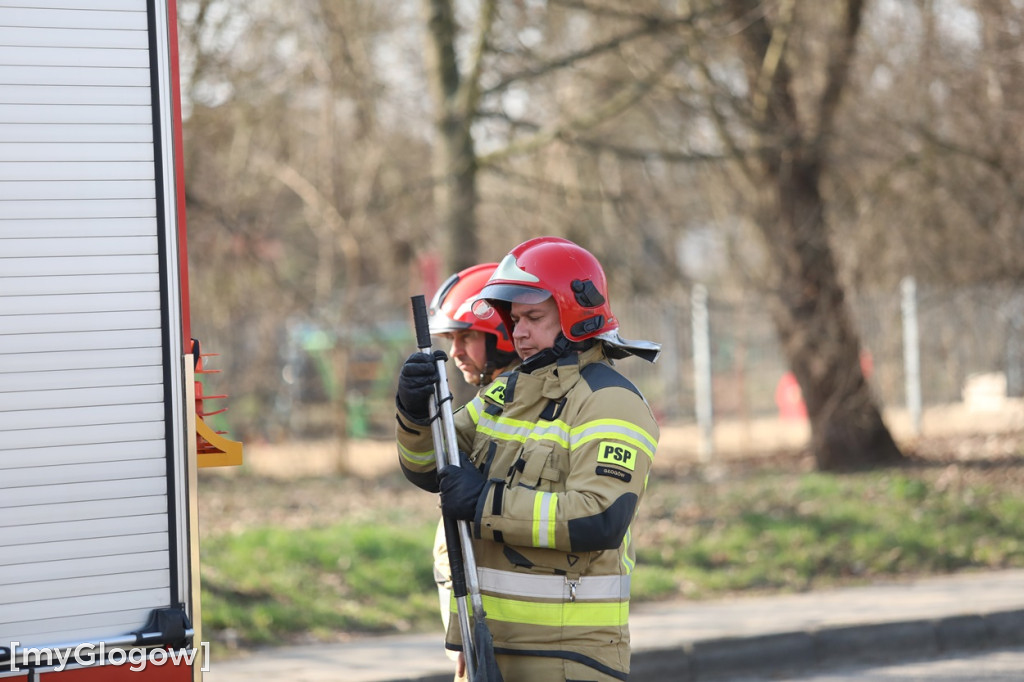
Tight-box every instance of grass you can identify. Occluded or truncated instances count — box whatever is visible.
[633,470,1024,600]
[201,522,441,651]
[199,455,1024,657]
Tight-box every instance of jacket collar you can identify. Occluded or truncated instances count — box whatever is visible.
[513,344,608,401]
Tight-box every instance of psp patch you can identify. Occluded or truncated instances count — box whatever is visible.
[484,381,507,405]
[596,441,637,471]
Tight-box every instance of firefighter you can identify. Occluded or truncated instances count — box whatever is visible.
[427,263,521,679]
[396,237,661,681]
[429,263,519,388]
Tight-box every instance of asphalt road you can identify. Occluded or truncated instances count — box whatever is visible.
[727,646,1024,681]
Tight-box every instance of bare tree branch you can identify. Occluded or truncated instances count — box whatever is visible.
[480,44,689,165]
[752,0,795,123]
[816,0,865,146]
[454,0,497,117]
[483,12,694,96]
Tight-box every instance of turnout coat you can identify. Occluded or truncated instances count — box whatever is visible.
[397,344,659,679]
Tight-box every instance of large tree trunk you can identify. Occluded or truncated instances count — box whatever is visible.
[422,0,492,273]
[767,153,902,470]
[727,0,905,470]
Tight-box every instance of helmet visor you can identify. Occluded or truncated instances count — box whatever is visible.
[428,314,471,335]
[472,283,551,319]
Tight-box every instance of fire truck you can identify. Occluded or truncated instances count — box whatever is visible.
[0,1,241,679]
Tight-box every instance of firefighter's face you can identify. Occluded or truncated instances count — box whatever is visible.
[510,298,561,359]
[440,330,488,385]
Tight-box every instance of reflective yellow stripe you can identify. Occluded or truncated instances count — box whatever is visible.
[570,419,657,462]
[621,528,635,574]
[481,594,629,628]
[398,442,434,467]
[531,492,558,548]
[476,413,571,448]
[465,397,483,426]
[478,413,654,462]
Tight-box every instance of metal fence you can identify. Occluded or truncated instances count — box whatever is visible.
[616,279,1024,429]
[273,280,1024,442]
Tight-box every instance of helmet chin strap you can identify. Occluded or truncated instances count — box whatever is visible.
[520,334,594,374]
[459,358,488,387]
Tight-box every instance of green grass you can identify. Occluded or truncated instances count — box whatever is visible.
[200,521,441,651]
[634,471,1024,599]
[200,466,1024,655]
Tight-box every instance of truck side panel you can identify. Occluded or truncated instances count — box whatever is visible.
[0,0,194,676]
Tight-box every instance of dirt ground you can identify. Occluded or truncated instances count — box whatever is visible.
[197,400,1024,539]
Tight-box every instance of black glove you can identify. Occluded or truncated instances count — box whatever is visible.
[439,453,487,521]
[396,350,446,422]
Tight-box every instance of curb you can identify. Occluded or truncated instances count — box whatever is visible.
[628,608,1024,681]
[396,609,1024,682]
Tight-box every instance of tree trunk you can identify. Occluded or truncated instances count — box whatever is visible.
[726,0,905,470]
[766,153,902,470]
[423,0,481,273]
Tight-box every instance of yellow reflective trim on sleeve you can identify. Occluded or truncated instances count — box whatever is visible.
[570,419,657,462]
[530,491,557,548]
[465,397,483,425]
[398,442,435,467]
[621,528,636,574]
[479,594,629,628]
[531,492,557,548]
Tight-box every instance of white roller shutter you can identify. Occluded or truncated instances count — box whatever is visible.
[0,0,191,656]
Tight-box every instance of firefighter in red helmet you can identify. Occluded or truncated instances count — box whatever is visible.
[429,263,519,387]
[427,263,521,680]
[396,237,660,682]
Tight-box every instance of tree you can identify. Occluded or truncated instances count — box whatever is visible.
[719,0,902,469]
[420,0,692,273]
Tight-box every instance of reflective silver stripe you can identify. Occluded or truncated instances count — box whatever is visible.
[398,442,434,466]
[465,396,484,425]
[476,567,630,601]
[477,412,571,446]
[570,421,657,455]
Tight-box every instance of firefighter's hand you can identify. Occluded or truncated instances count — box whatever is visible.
[396,351,446,422]
[439,454,486,521]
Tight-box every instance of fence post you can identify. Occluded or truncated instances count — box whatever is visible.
[900,276,922,436]
[660,301,683,420]
[692,284,714,462]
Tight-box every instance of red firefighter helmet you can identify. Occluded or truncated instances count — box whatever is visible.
[475,237,618,342]
[428,263,515,353]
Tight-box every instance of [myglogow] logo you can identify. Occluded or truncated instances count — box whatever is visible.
[8,641,210,673]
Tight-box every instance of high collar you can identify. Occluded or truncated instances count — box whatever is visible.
[512,344,608,401]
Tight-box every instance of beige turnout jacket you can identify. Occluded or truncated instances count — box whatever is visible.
[397,344,659,679]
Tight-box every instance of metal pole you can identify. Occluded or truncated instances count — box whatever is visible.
[692,284,714,462]
[411,297,477,681]
[901,276,922,436]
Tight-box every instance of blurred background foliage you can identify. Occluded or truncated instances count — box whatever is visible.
[176,0,1024,456]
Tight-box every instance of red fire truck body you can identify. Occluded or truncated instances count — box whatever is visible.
[0,2,239,679]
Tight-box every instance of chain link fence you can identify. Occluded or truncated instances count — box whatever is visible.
[271,281,1024,445]
[617,280,1024,440]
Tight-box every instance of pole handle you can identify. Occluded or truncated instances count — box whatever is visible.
[443,517,469,599]
[411,295,432,350]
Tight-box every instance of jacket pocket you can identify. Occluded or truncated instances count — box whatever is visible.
[517,441,566,491]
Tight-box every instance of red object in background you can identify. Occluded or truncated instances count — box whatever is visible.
[775,352,874,421]
[418,252,441,300]
[775,371,807,420]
